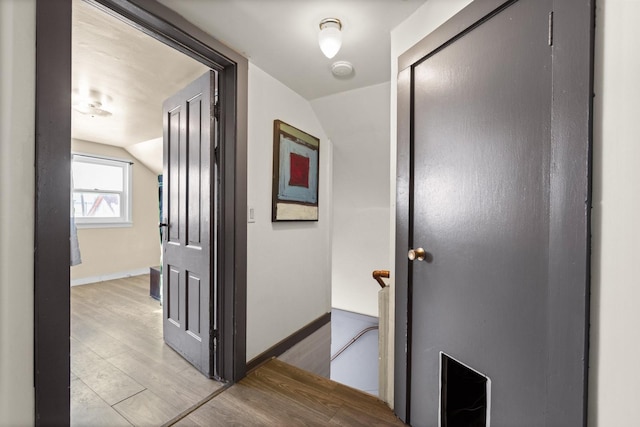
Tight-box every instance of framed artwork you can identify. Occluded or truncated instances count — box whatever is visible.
[272,120,320,221]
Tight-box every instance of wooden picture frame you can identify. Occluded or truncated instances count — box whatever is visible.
[272,120,320,221]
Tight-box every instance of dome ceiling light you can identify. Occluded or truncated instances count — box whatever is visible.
[318,18,342,59]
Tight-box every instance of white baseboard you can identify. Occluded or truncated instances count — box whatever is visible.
[70,268,150,287]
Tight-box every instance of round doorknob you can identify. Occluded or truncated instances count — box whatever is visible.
[408,247,426,261]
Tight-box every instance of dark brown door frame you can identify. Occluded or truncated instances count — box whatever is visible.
[34,0,248,424]
[395,0,593,424]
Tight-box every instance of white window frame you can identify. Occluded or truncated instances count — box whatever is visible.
[72,153,133,228]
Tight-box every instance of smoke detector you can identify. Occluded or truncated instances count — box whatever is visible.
[331,61,354,77]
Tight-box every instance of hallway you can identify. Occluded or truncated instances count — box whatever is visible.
[71,276,403,426]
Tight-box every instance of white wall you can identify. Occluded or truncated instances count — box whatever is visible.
[71,139,161,284]
[0,0,35,425]
[311,82,390,318]
[246,63,332,360]
[589,0,640,424]
[387,0,472,407]
[125,137,163,175]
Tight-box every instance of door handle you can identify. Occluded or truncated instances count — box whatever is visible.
[159,222,168,228]
[408,247,426,261]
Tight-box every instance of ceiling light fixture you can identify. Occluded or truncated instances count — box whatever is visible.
[318,18,342,59]
[72,89,113,117]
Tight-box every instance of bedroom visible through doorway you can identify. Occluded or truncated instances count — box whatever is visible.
[69,1,218,424]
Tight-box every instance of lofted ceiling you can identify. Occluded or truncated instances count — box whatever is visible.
[71,0,208,148]
[72,0,426,155]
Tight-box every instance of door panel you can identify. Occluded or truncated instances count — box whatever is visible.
[187,274,201,335]
[409,0,552,424]
[187,95,203,247]
[162,71,216,378]
[168,109,181,242]
[168,267,180,324]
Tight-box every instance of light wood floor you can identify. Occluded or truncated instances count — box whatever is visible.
[71,275,224,426]
[72,276,405,426]
[175,359,406,426]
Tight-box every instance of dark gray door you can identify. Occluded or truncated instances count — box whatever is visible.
[162,71,217,378]
[409,0,555,424]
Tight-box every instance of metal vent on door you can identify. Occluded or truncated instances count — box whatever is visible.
[440,352,491,427]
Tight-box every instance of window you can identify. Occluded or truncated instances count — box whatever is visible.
[72,154,132,227]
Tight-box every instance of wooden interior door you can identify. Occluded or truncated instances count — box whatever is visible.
[162,71,217,378]
[395,0,592,425]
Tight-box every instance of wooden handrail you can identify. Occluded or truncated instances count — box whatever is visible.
[372,270,390,289]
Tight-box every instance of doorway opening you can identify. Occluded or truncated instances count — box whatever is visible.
[69,2,220,423]
[35,1,248,424]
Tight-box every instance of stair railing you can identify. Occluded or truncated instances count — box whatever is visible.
[330,270,390,362]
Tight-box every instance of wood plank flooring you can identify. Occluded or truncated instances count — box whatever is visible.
[72,276,405,426]
[71,275,223,426]
[278,323,331,378]
[176,359,406,426]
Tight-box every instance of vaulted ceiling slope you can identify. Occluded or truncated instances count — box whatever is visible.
[158,0,428,100]
[72,0,208,148]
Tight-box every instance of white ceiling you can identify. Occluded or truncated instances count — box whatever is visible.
[72,0,426,150]
[72,0,208,148]
[158,0,427,100]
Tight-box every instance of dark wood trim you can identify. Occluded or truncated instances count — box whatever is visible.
[395,0,593,424]
[88,0,237,69]
[34,1,72,425]
[394,66,411,423]
[35,0,248,423]
[546,0,594,423]
[219,43,248,382]
[398,0,514,72]
[246,312,331,372]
